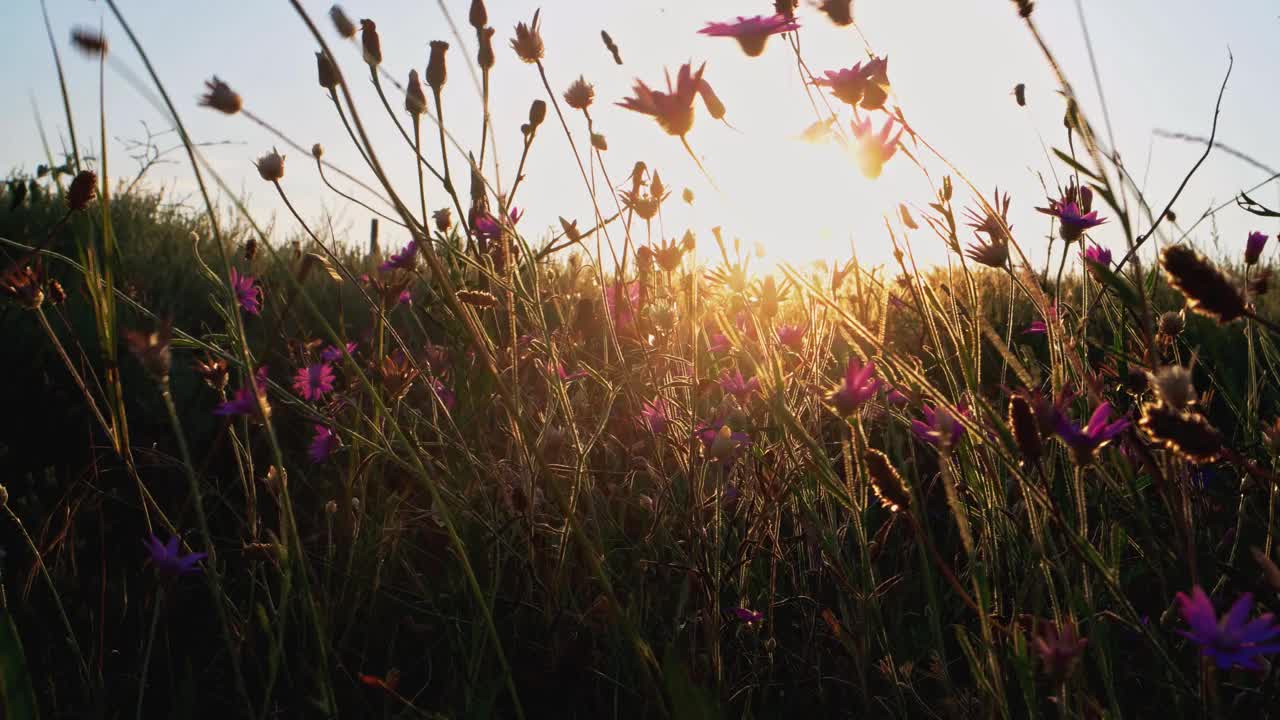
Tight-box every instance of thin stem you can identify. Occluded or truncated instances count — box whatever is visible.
[135,589,162,720]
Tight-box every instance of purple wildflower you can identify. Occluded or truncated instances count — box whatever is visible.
[698,14,798,57]
[551,361,587,382]
[1083,243,1112,268]
[430,378,456,411]
[379,241,418,272]
[639,399,671,435]
[397,289,412,305]
[1176,586,1280,670]
[308,425,337,463]
[293,362,336,402]
[1037,186,1106,243]
[214,366,271,419]
[776,323,806,351]
[719,370,760,403]
[910,402,969,449]
[813,57,890,109]
[708,332,731,355]
[828,358,881,416]
[886,387,910,406]
[321,342,357,362]
[1033,619,1089,682]
[1024,321,1047,335]
[1247,231,1269,266]
[1053,401,1129,464]
[144,534,206,577]
[730,607,765,625]
[474,207,522,243]
[605,281,644,333]
[230,268,262,315]
[695,419,751,467]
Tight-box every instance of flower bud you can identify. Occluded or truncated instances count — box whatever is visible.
[311,143,324,159]
[469,0,488,29]
[360,19,382,66]
[329,5,357,38]
[433,208,452,233]
[405,70,427,115]
[1246,231,1268,266]
[426,41,449,91]
[1148,365,1196,411]
[590,133,608,151]
[124,319,173,383]
[46,279,67,305]
[316,51,340,91]
[254,148,285,182]
[528,99,547,130]
[71,27,108,57]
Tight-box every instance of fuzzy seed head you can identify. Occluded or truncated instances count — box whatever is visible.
[1148,365,1196,411]
[564,76,595,110]
[1161,245,1247,324]
[1139,403,1223,464]
[865,449,911,513]
[457,289,498,308]
[254,148,285,182]
[1158,309,1186,337]
[67,170,97,211]
[511,10,544,64]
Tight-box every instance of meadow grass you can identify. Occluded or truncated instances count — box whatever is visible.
[2,1,1280,718]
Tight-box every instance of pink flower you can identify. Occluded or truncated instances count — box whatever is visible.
[550,361,587,383]
[639,398,671,435]
[695,418,751,467]
[308,425,337,463]
[1053,401,1129,465]
[379,241,418,272]
[886,387,909,406]
[397,289,413,305]
[618,62,706,137]
[698,14,798,57]
[828,358,881,416]
[293,362,336,402]
[776,324,806,351]
[849,115,903,180]
[813,57,889,109]
[719,370,760,403]
[708,331,731,355]
[475,207,522,243]
[1083,243,1112,268]
[605,281,644,332]
[431,378,456,411]
[730,607,765,624]
[230,268,262,315]
[1037,185,1106,243]
[1024,320,1048,335]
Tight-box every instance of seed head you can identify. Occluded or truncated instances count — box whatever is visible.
[511,10,544,64]
[864,449,911,513]
[1,264,45,310]
[469,0,488,30]
[1148,364,1196,411]
[405,70,428,115]
[360,19,382,66]
[316,52,340,91]
[329,5,357,38]
[71,27,108,57]
[1008,395,1042,467]
[199,76,242,115]
[1158,309,1186,338]
[1013,0,1035,17]
[1161,245,1247,324]
[457,289,498,308]
[433,208,452,233]
[1139,403,1223,464]
[254,148,285,182]
[564,76,595,110]
[67,170,97,211]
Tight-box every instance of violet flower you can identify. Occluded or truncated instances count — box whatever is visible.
[1246,231,1269,266]
[639,398,671,435]
[144,534,206,577]
[379,241,418,272]
[230,268,262,316]
[321,342,357,363]
[776,323,806,351]
[695,419,751,467]
[911,402,969,449]
[1037,186,1106,243]
[309,425,337,463]
[618,62,706,137]
[719,370,760,403]
[1053,401,1129,464]
[1083,243,1112,268]
[1176,586,1280,670]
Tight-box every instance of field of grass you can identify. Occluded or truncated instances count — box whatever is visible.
[4,2,1280,718]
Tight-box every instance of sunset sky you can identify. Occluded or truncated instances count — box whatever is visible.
[3,1,1277,272]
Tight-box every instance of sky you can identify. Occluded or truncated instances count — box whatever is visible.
[2,0,1278,273]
